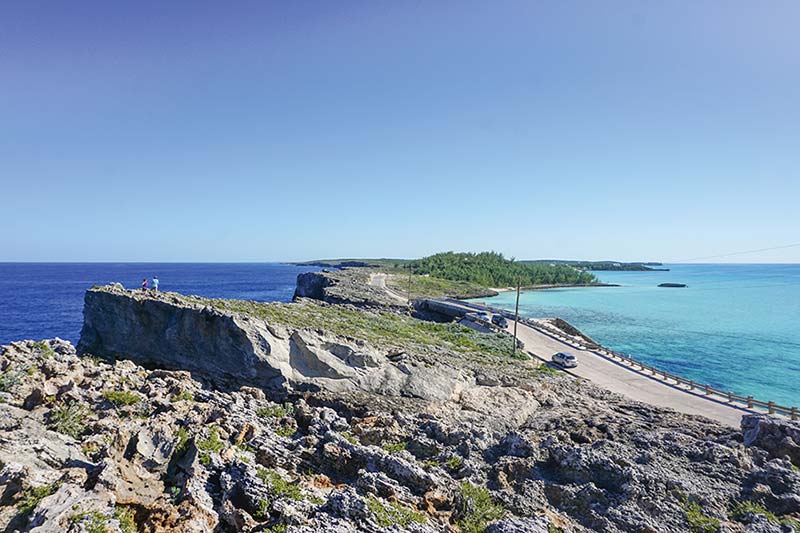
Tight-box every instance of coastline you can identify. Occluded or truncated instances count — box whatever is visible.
[484,282,621,294]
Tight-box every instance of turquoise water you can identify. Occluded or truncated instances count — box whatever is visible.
[479,264,800,407]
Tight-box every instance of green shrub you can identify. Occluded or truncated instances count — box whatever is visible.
[257,468,302,501]
[18,482,60,517]
[340,431,358,445]
[382,441,407,454]
[781,517,800,529]
[48,401,89,438]
[275,425,297,438]
[365,495,426,528]
[257,403,294,418]
[254,498,270,520]
[174,427,189,456]
[32,341,55,358]
[70,511,108,533]
[446,455,463,470]
[731,500,777,523]
[456,482,505,533]
[114,506,136,533]
[683,500,720,532]
[102,390,141,407]
[174,391,194,402]
[422,459,439,469]
[536,363,559,375]
[197,427,225,454]
[0,368,22,392]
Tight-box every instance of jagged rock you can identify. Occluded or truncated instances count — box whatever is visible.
[484,516,552,532]
[4,284,800,533]
[294,269,409,311]
[742,414,800,466]
[77,286,471,404]
[743,458,800,514]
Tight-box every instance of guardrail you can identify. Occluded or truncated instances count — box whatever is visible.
[448,299,799,421]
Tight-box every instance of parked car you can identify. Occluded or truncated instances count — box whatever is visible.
[474,312,491,323]
[552,352,578,368]
[491,315,508,328]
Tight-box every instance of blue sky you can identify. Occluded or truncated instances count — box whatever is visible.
[2,1,798,262]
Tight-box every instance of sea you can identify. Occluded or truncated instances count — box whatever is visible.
[1,262,798,407]
[0,263,319,347]
[478,264,800,407]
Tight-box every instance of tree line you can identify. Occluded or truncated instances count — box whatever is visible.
[406,252,598,287]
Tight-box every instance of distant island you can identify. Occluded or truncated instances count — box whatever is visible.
[296,257,668,272]
[293,252,625,299]
[523,260,669,271]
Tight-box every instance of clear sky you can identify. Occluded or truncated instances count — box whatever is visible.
[2,1,798,262]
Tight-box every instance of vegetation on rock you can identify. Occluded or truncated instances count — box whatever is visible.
[365,495,426,528]
[180,295,518,362]
[102,390,142,407]
[47,400,89,438]
[456,481,506,533]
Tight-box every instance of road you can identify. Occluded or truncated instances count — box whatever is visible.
[506,319,755,427]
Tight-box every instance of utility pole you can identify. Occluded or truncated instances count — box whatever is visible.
[513,277,521,356]
[407,268,412,303]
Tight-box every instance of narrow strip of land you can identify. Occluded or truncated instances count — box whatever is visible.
[506,320,755,427]
[423,297,758,428]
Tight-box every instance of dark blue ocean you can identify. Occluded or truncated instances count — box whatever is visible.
[0,263,319,346]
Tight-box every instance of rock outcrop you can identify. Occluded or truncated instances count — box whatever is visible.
[78,286,463,402]
[294,269,409,310]
[3,285,800,532]
[3,338,800,532]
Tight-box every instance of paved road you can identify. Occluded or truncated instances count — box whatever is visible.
[506,319,755,427]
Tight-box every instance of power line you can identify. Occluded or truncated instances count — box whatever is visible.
[670,243,800,263]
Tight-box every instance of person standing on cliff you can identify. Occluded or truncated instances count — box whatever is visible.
[141,278,148,291]
[152,275,159,293]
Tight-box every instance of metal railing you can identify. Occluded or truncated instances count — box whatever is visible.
[448,299,799,421]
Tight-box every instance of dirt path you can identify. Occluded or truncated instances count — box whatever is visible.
[368,273,408,303]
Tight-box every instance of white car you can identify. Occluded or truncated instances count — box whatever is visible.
[552,352,578,368]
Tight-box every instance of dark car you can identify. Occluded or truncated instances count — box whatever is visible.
[491,315,508,328]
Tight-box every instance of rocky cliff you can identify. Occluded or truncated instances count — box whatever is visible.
[294,269,408,311]
[77,285,474,404]
[2,286,800,532]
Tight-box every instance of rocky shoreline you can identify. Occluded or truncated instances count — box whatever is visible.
[1,277,799,532]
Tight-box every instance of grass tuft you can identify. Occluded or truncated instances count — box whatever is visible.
[197,427,225,454]
[365,495,426,528]
[257,403,294,419]
[381,441,407,454]
[446,455,464,470]
[103,390,141,407]
[682,498,720,532]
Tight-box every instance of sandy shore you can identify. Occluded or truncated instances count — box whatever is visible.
[487,282,620,293]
